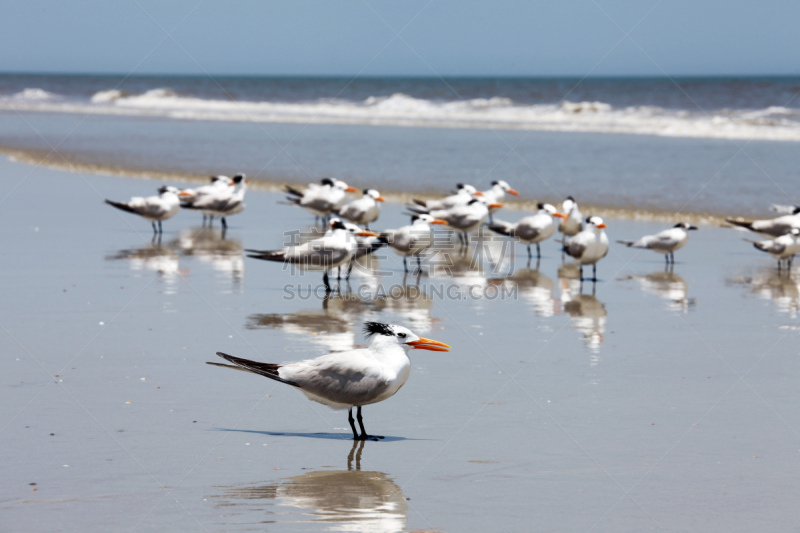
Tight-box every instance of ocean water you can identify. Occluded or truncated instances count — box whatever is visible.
[1,74,798,216]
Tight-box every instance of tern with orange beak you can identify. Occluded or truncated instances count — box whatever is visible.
[246,219,378,290]
[378,214,449,273]
[336,189,385,229]
[208,322,450,440]
[480,180,519,224]
[563,216,609,281]
[489,203,562,260]
[409,198,502,246]
[181,174,247,229]
[104,185,181,234]
[411,183,482,211]
[286,177,360,222]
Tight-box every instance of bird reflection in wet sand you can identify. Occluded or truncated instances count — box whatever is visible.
[727,268,800,317]
[212,440,407,532]
[246,293,369,353]
[559,264,606,354]
[168,227,244,283]
[622,269,695,313]
[105,236,180,291]
[489,259,556,317]
[246,281,437,352]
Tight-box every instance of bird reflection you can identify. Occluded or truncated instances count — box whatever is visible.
[246,285,436,352]
[168,227,244,283]
[104,236,180,292]
[559,264,606,355]
[623,269,695,313]
[727,269,800,317]
[212,440,408,532]
[246,293,367,353]
[489,259,556,317]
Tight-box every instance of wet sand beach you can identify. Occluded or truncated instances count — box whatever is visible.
[3,157,800,532]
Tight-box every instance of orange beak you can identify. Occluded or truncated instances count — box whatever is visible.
[596,223,607,229]
[431,218,449,225]
[357,230,379,237]
[376,196,386,202]
[345,186,359,193]
[406,337,450,352]
[488,203,504,209]
[178,191,193,197]
[507,189,520,196]
[552,212,566,218]
[473,191,484,196]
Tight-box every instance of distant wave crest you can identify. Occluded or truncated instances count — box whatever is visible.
[4,86,800,142]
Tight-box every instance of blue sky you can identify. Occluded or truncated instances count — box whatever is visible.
[3,0,799,77]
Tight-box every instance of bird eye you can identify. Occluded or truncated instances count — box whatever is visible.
[397,333,407,338]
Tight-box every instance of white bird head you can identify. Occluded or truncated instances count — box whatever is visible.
[362,322,450,352]
[412,214,449,226]
[364,189,386,202]
[538,202,557,215]
[585,216,607,230]
[320,177,358,193]
[491,180,520,196]
[158,186,181,196]
[455,183,480,196]
[563,196,577,213]
[211,175,231,185]
[673,222,699,231]
[329,218,377,238]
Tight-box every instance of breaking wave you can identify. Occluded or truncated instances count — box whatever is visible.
[4,86,800,141]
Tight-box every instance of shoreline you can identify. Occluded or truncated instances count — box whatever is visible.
[1,145,732,226]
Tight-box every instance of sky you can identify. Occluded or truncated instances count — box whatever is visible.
[2,0,799,78]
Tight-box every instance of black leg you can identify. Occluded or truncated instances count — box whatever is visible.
[356,406,383,441]
[416,255,422,274]
[536,243,541,259]
[221,217,227,229]
[323,271,331,292]
[346,260,354,279]
[348,408,358,440]
[592,263,597,282]
[152,221,158,234]
[527,245,532,259]
[403,257,408,273]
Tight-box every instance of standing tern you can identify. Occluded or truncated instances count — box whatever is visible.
[105,185,181,234]
[562,216,609,281]
[480,180,520,224]
[379,214,449,273]
[286,178,359,221]
[411,183,482,211]
[246,219,377,290]
[617,222,699,264]
[208,322,450,440]
[559,196,584,237]
[726,209,800,237]
[409,198,502,246]
[181,174,247,229]
[337,189,385,229]
[178,175,231,225]
[746,228,800,270]
[489,203,563,259]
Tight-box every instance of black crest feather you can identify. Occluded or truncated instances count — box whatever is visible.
[537,202,545,210]
[321,177,335,187]
[491,180,499,186]
[363,322,394,338]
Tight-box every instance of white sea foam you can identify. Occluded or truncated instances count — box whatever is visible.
[10,88,60,101]
[4,87,800,142]
[90,89,127,103]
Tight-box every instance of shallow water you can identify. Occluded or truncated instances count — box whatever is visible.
[3,158,800,532]
[1,109,799,219]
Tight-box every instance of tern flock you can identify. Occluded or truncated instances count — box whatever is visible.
[105,175,800,439]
